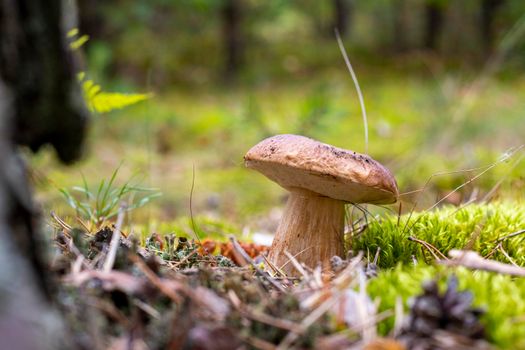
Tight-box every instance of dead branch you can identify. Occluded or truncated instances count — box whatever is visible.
[444,250,525,277]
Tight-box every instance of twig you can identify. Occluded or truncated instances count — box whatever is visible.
[397,202,403,227]
[239,334,277,350]
[482,152,525,202]
[229,236,286,292]
[463,215,487,251]
[498,245,519,267]
[103,203,126,272]
[129,254,184,303]
[76,216,92,234]
[172,249,198,268]
[64,269,147,295]
[393,297,404,337]
[228,290,302,333]
[496,229,525,243]
[278,245,314,271]
[347,309,393,335]
[132,298,161,320]
[86,298,131,327]
[402,146,523,235]
[277,291,342,349]
[283,250,309,280]
[407,236,448,261]
[261,254,281,276]
[444,250,525,277]
[485,229,525,259]
[50,211,72,235]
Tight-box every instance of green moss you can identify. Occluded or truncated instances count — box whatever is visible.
[368,265,525,349]
[352,202,525,268]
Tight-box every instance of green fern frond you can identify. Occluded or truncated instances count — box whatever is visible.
[67,28,79,37]
[88,90,152,113]
[80,77,151,114]
[68,28,152,114]
[70,35,90,50]
[67,28,89,49]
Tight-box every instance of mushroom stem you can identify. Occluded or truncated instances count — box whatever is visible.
[268,191,345,274]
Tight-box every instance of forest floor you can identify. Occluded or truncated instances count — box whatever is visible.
[36,70,525,349]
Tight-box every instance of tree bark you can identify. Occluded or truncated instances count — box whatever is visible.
[392,0,408,53]
[221,0,243,82]
[333,0,352,37]
[423,1,445,51]
[480,0,505,55]
[0,0,88,348]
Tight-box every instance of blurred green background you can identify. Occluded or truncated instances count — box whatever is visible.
[34,0,525,233]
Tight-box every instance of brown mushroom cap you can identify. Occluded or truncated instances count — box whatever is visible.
[244,134,398,204]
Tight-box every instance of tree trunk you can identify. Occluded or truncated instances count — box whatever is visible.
[221,0,243,81]
[480,0,505,55]
[0,0,88,348]
[423,1,445,51]
[333,0,352,37]
[392,0,408,53]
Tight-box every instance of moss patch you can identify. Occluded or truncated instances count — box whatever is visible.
[352,202,525,267]
[368,265,525,349]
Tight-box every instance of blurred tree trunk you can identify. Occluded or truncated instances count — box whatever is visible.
[0,0,87,348]
[392,0,408,52]
[333,0,352,37]
[480,0,505,55]
[423,1,445,50]
[221,0,243,81]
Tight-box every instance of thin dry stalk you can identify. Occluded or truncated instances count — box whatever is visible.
[496,229,525,243]
[407,236,448,261]
[132,299,161,320]
[171,249,198,268]
[76,216,92,234]
[240,334,277,350]
[189,163,203,247]
[482,151,525,202]
[228,290,302,333]
[86,298,131,327]
[462,215,487,251]
[401,146,523,236]
[348,309,393,336]
[261,254,282,276]
[335,28,368,153]
[51,211,72,235]
[485,229,525,259]
[498,245,519,267]
[103,204,126,272]
[393,296,404,337]
[230,236,286,292]
[277,291,342,349]
[278,245,314,272]
[283,250,310,281]
[129,254,184,303]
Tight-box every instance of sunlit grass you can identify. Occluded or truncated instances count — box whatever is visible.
[32,71,525,225]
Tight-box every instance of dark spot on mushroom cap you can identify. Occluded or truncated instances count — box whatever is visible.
[311,171,338,180]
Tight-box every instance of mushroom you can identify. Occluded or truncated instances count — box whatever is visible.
[244,134,398,274]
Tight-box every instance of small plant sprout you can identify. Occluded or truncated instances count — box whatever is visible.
[244,134,398,275]
[59,166,161,228]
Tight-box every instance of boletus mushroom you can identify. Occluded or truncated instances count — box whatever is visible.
[244,134,398,274]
